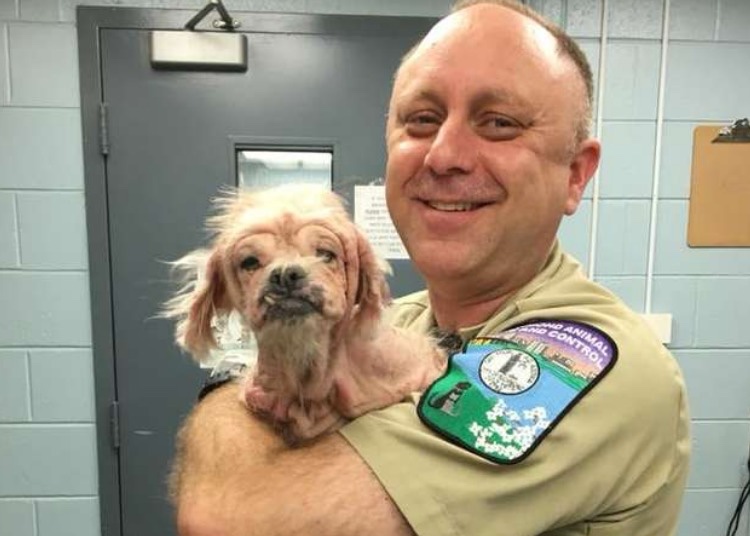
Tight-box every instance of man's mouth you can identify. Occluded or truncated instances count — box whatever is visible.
[425,201,485,212]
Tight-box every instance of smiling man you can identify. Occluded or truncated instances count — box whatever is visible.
[173,2,690,535]
[383,1,599,329]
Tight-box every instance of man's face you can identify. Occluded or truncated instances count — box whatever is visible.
[385,5,599,299]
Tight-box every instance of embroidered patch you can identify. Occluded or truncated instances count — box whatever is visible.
[418,320,618,464]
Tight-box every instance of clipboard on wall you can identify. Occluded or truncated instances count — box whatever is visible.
[687,119,750,247]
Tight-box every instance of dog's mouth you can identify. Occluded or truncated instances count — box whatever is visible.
[259,290,324,322]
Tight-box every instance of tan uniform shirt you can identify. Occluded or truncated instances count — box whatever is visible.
[341,243,690,536]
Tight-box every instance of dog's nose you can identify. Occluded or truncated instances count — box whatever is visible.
[269,265,307,291]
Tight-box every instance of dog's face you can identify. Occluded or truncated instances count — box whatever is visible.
[166,185,390,361]
[228,217,350,331]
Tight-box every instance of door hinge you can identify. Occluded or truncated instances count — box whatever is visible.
[110,400,120,450]
[98,102,110,156]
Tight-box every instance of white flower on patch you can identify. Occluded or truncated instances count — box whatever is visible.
[524,407,548,422]
[491,421,515,442]
[485,399,507,422]
[469,422,485,436]
[469,401,552,459]
[516,428,535,449]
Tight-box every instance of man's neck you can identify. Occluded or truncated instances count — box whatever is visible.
[425,241,558,330]
[428,290,512,331]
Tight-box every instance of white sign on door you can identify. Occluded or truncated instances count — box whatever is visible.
[354,185,408,260]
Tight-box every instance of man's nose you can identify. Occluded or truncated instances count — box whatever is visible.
[423,118,477,177]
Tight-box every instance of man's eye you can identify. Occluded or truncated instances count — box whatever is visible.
[405,112,441,136]
[316,249,337,263]
[477,114,523,140]
[410,112,439,124]
[239,256,259,271]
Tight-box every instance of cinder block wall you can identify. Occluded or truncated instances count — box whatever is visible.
[0,1,748,535]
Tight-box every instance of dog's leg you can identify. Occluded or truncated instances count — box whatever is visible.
[285,398,347,443]
[241,370,294,422]
[332,327,447,419]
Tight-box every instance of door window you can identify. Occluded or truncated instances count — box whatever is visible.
[237,150,332,189]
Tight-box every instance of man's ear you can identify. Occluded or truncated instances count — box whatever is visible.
[564,138,601,215]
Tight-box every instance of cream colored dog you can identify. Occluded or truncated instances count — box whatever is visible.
[165,184,445,443]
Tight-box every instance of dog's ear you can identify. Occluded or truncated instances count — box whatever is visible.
[350,227,391,334]
[163,249,231,361]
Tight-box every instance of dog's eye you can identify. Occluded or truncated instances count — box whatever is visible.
[239,256,260,271]
[315,248,337,263]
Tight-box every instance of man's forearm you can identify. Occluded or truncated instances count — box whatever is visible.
[172,385,415,536]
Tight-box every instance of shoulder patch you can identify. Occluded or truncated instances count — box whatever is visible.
[417,319,618,464]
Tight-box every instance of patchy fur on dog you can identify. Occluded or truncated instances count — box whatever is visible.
[163,184,446,443]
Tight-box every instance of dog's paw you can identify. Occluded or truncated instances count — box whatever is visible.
[284,400,346,443]
[241,383,292,422]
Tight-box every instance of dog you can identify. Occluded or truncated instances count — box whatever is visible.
[164,184,446,443]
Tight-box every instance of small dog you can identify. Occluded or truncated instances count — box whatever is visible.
[164,184,445,443]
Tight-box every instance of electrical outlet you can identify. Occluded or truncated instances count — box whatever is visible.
[640,313,672,344]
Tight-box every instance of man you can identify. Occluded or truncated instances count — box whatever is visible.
[173,1,690,535]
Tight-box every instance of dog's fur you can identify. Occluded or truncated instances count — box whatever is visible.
[164,184,445,443]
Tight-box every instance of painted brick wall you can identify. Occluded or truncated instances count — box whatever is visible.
[0,1,748,535]
[0,0,99,534]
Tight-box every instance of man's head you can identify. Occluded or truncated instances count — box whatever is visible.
[384,0,601,307]
[452,0,594,143]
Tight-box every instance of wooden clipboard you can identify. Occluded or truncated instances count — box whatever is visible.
[687,125,750,247]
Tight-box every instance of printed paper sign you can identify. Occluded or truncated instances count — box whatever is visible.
[354,185,408,260]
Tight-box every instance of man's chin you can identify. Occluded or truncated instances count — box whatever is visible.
[410,245,481,283]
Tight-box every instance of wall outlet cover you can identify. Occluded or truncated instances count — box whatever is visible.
[640,313,673,344]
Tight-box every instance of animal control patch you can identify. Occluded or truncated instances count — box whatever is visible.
[418,320,618,464]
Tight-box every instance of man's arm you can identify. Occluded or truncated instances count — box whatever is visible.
[172,385,416,536]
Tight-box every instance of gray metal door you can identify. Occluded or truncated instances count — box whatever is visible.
[79,8,433,536]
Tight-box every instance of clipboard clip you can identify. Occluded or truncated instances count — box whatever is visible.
[712,118,750,144]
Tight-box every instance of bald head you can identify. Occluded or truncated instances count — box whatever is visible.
[396,0,593,144]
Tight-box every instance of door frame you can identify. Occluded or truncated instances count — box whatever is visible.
[76,7,434,534]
